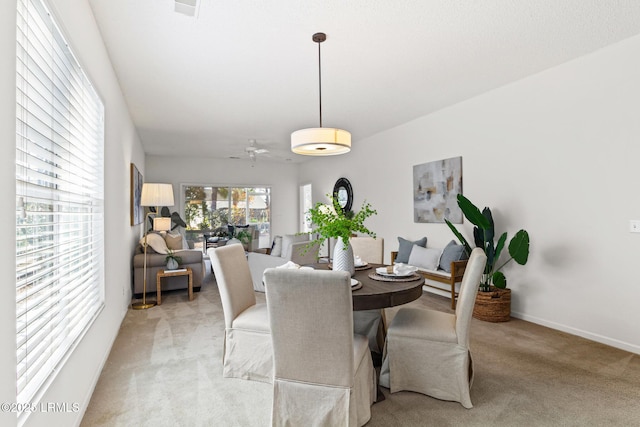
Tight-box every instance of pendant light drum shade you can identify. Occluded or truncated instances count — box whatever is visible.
[291,127,351,155]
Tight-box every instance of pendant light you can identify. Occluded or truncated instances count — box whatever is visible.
[291,32,351,156]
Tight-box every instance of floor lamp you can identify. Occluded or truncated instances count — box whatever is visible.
[132,183,175,310]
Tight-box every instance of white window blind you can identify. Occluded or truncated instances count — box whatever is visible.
[15,0,105,404]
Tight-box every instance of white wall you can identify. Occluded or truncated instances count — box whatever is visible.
[299,35,640,354]
[2,1,145,426]
[145,155,300,239]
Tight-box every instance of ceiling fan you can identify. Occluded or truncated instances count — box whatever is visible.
[245,139,270,163]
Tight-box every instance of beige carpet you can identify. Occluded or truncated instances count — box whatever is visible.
[82,263,640,426]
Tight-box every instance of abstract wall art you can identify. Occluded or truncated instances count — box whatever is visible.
[413,156,463,223]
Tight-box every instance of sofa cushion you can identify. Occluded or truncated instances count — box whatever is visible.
[271,236,283,257]
[396,236,427,264]
[438,240,468,272]
[141,232,169,254]
[407,245,441,270]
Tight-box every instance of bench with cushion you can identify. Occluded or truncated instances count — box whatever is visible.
[391,238,468,309]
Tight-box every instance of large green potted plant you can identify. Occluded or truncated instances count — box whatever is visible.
[445,194,530,321]
[307,194,377,276]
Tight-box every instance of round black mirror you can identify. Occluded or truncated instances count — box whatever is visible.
[333,178,353,214]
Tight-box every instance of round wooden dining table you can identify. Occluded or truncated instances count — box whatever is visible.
[311,263,424,311]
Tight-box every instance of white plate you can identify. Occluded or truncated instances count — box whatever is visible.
[350,278,360,287]
[354,262,368,268]
[375,267,415,278]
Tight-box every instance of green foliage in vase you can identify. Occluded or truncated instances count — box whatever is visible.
[445,194,530,291]
[307,194,377,248]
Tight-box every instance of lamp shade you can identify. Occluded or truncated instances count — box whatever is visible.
[291,128,351,156]
[153,217,172,232]
[140,183,174,207]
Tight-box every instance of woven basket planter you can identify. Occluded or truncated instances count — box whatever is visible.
[473,287,511,322]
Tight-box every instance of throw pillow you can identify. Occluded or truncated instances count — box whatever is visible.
[270,236,283,257]
[281,234,309,259]
[396,236,427,263]
[140,232,169,254]
[407,245,441,271]
[165,233,183,251]
[438,240,469,272]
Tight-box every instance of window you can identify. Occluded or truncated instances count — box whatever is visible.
[15,0,105,406]
[301,184,312,233]
[183,185,271,249]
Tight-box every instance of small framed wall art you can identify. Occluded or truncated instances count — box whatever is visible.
[413,156,463,223]
[130,163,144,225]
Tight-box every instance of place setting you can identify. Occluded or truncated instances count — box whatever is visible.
[369,263,422,282]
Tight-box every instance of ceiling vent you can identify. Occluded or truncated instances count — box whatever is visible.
[175,0,199,17]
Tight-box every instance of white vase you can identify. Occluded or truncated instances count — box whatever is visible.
[166,257,179,270]
[332,238,355,277]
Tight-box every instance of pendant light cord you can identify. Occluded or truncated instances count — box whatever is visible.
[317,38,323,128]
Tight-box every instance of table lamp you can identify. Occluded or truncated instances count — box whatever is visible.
[132,183,175,310]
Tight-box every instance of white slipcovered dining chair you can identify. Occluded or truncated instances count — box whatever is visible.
[349,236,384,264]
[350,237,386,354]
[379,247,487,408]
[209,244,272,382]
[264,268,376,427]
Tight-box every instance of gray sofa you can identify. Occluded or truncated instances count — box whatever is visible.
[133,245,205,297]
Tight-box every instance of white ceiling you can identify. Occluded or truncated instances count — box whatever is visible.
[88,0,640,163]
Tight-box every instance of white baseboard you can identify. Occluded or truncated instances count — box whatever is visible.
[511,310,640,356]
